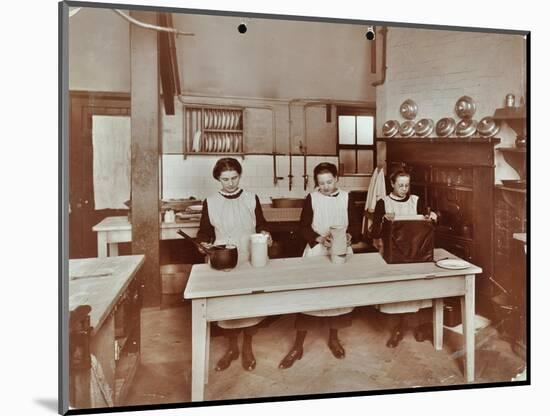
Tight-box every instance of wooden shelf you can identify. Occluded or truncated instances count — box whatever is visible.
[496,184,527,194]
[378,137,501,144]
[498,146,526,153]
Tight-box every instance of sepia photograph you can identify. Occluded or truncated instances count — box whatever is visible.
[60,0,529,413]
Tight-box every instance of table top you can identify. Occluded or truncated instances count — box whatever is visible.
[184,248,482,299]
[92,216,200,232]
[69,255,145,332]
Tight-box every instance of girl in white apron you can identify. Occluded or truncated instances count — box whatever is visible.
[279,163,362,369]
[370,170,438,348]
[196,158,272,371]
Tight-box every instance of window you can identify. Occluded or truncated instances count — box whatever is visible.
[337,107,376,175]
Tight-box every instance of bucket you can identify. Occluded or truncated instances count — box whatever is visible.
[160,264,192,295]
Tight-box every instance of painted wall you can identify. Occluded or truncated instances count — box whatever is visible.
[68,7,379,102]
[69,7,131,92]
[375,27,526,181]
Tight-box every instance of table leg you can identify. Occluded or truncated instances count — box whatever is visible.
[191,299,207,402]
[461,275,476,382]
[433,298,444,350]
[97,232,107,258]
[108,243,119,257]
[205,322,210,384]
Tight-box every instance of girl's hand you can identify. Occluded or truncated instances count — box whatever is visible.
[198,242,211,255]
[317,234,332,248]
[373,238,383,252]
[428,211,438,222]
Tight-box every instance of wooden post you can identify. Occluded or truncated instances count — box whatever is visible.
[130,11,161,307]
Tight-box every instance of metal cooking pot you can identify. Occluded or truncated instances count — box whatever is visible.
[455,96,477,119]
[399,99,418,120]
[399,120,416,137]
[435,117,456,137]
[477,116,500,137]
[176,229,238,271]
[455,119,478,138]
[414,118,434,137]
[382,120,400,137]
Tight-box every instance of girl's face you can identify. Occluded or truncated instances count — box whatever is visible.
[317,172,338,195]
[218,170,241,193]
[391,175,410,198]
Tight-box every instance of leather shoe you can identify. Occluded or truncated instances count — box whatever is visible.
[241,346,256,371]
[328,337,345,359]
[215,348,239,371]
[279,347,303,369]
[386,327,404,348]
[414,323,433,343]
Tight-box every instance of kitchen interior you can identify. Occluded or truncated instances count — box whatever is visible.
[66,5,528,410]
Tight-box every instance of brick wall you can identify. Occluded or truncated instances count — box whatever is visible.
[376,27,526,181]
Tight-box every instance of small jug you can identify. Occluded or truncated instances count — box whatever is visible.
[250,233,269,267]
[329,225,347,264]
[164,209,175,223]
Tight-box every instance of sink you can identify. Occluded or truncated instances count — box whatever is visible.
[270,198,305,208]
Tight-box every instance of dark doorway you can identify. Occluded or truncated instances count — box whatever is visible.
[69,91,131,258]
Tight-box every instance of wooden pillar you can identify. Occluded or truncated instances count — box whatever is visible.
[130,11,161,307]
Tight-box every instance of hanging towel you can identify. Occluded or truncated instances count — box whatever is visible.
[92,115,131,210]
[363,168,387,234]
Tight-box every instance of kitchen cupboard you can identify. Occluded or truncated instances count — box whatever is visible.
[381,137,500,317]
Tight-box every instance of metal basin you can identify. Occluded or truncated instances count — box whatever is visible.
[271,198,305,208]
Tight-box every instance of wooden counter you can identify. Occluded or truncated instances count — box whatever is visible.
[69,255,145,408]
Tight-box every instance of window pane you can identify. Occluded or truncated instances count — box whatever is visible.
[338,116,356,145]
[339,149,356,174]
[357,150,374,174]
[357,116,374,145]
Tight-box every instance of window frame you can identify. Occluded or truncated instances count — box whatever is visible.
[336,106,377,176]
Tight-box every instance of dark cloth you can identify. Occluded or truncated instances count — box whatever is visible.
[299,192,363,248]
[294,312,353,331]
[196,193,269,244]
[369,194,427,239]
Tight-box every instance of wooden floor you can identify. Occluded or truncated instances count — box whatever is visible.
[124,298,525,406]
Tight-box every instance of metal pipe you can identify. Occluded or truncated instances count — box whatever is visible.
[112,9,195,36]
[372,27,388,87]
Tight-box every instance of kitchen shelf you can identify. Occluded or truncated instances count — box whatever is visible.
[495,184,527,194]
[497,147,526,180]
[378,137,501,144]
[183,104,245,159]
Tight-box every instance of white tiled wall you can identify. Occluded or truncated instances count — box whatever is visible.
[162,155,370,202]
[376,28,526,181]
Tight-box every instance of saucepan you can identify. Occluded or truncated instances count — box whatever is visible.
[176,229,238,271]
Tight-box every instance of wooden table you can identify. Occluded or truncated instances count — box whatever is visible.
[184,248,482,401]
[69,255,145,408]
[92,216,199,257]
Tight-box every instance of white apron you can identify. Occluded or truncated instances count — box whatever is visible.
[207,190,265,329]
[378,194,432,314]
[302,190,354,317]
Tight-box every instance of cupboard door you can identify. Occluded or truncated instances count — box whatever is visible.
[243,107,273,153]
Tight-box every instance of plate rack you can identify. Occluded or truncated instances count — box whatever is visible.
[183,105,245,159]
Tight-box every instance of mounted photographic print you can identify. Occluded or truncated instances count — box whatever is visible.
[59,1,529,414]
